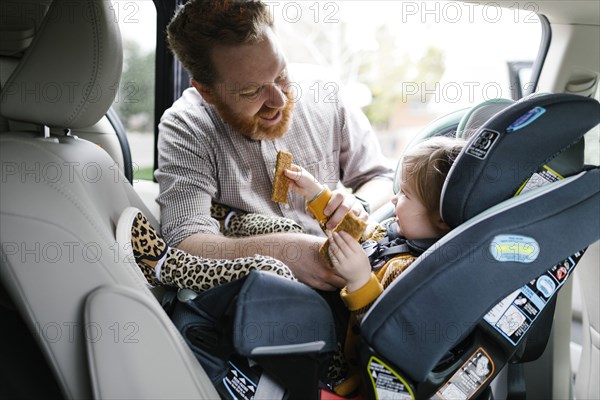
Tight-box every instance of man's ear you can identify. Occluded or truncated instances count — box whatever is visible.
[191,79,217,104]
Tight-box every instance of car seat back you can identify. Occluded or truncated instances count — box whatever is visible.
[0,0,132,179]
[0,0,217,398]
[358,93,599,397]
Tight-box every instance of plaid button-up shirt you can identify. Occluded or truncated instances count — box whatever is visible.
[156,82,393,246]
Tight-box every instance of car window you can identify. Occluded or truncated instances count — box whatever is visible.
[114,0,157,181]
[273,1,542,162]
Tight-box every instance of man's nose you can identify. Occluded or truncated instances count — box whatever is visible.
[264,83,286,109]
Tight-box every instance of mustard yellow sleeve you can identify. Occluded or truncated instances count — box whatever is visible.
[306,187,332,226]
[340,273,383,312]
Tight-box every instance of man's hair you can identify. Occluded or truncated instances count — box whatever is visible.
[167,0,274,86]
[401,136,465,217]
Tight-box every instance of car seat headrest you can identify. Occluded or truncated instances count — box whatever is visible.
[0,0,122,129]
[0,24,36,57]
[456,98,514,139]
[441,93,600,228]
[0,1,49,56]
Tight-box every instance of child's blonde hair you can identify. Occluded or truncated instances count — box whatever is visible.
[401,136,465,217]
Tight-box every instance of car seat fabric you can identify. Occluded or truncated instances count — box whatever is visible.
[1,0,122,129]
[358,93,600,384]
[361,169,599,382]
[234,271,337,357]
[442,93,599,228]
[0,0,219,398]
[456,98,515,139]
[0,0,50,133]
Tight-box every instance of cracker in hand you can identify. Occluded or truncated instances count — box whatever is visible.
[320,211,367,265]
[271,150,292,203]
[271,150,293,203]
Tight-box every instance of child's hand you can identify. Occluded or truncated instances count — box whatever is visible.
[284,164,323,200]
[328,231,372,292]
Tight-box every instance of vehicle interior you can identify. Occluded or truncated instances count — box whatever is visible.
[0,0,598,399]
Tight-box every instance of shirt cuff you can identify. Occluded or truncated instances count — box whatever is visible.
[340,273,383,311]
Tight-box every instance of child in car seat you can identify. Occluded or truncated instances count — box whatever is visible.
[284,136,465,394]
[291,136,465,321]
[117,136,464,395]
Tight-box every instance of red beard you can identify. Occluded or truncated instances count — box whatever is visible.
[212,90,295,141]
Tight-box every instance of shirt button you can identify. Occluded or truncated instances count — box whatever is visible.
[284,204,290,210]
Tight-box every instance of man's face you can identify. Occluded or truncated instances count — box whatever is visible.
[195,27,294,141]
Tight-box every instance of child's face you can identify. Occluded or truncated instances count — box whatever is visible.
[391,180,444,240]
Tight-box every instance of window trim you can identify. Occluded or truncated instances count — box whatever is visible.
[527,14,552,97]
[153,0,178,182]
[106,107,134,183]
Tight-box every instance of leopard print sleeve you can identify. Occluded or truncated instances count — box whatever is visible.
[210,202,304,237]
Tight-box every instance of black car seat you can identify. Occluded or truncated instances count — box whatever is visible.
[174,93,599,400]
[358,92,599,398]
[0,0,218,398]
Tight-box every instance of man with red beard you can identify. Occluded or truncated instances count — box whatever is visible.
[156,0,394,290]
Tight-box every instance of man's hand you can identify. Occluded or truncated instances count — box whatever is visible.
[283,234,346,291]
[324,189,368,229]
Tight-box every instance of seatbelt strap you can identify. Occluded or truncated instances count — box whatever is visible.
[254,373,285,400]
[507,363,526,400]
[378,243,410,258]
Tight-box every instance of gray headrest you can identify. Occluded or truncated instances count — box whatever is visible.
[0,1,50,56]
[456,98,514,139]
[441,93,600,228]
[0,0,122,129]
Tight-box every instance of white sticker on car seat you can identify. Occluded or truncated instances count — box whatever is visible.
[435,348,494,400]
[484,252,582,346]
[489,235,539,263]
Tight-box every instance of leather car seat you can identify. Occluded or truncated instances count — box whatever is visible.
[0,0,217,398]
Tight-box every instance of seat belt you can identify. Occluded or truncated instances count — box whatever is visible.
[254,373,285,400]
[507,363,526,400]
[363,225,436,271]
[505,295,558,399]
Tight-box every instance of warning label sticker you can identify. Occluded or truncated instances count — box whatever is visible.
[222,361,257,400]
[515,165,563,195]
[367,356,414,400]
[484,252,582,346]
[435,348,494,400]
